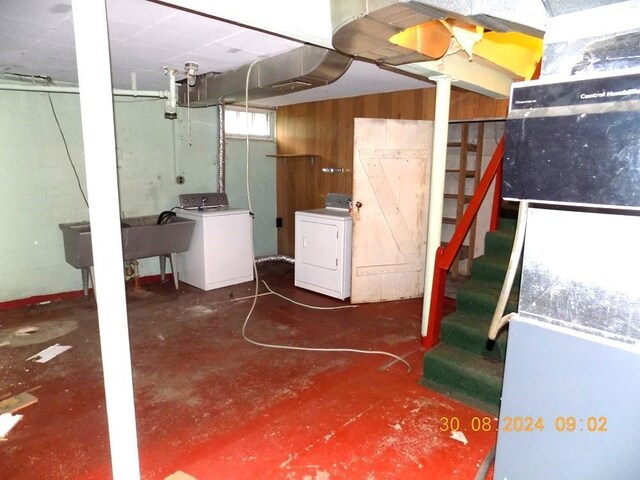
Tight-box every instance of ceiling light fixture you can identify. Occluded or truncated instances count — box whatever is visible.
[185,61,199,87]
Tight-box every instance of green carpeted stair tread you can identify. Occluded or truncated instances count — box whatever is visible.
[423,343,504,408]
[498,217,517,231]
[470,254,521,285]
[456,280,519,316]
[421,216,519,411]
[440,311,508,360]
[484,229,516,258]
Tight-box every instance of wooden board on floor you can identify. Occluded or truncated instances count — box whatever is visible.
[0,392,38,415]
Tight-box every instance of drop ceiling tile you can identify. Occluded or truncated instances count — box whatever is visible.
[105,20,145,42]
[110,68,165,89]
[123,26,197,54]
[0,16,55,43]
[3,0,72,27]
[216,30,299,56]
[22,42,76,74]
[44,17,76,46]
[161,53,235,73]
[109,40,176,64]
[186,43,262,68]
[155,10,245,43]
[105,0,176,28]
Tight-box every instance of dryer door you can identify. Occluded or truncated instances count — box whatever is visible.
[295,213,349,299]
[297,219,339,270]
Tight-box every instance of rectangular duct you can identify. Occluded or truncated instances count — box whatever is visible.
[177,45,352,107]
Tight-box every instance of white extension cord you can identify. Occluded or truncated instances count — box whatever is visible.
[239,59,411,373]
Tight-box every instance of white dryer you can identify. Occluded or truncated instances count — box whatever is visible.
[295,193,353,300]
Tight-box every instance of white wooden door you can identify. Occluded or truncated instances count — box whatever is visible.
[351,118,433,303]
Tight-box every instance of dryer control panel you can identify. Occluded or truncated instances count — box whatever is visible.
[326,193,352,210]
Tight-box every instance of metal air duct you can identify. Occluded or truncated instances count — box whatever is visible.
[330,0,547,66]
[177,45,352,107]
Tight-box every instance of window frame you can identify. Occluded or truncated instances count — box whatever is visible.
[224,106,276,141]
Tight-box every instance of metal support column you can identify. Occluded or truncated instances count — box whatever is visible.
[71,0,140,478]
[421,76,451,337]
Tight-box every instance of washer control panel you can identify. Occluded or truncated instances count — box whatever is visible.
[179,192,229,209]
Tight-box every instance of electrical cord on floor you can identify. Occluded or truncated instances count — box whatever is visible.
[260,280,357,310]
[238,58,411,373]
[240,260,412,373]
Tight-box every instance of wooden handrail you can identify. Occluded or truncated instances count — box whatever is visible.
[489,150,503,232]
[423,135,505,350]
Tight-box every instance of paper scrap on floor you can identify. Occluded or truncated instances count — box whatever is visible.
[26,344,72,363]
[450,430,469,445]
[0,413,23,440]
[165,471,197,480]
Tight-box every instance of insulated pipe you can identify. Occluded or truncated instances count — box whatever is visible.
[488,200,529,340]
[0,83,169,98]
[421,76,452,338]
[71,0,140,478]
[217,104,226,193]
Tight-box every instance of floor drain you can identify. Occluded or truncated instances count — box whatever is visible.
[15,326,40,336]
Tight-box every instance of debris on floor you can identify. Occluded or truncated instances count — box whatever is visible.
[165,471,198,480]
[450,430,469,445]
[1,263,496,479]
[0,413,24,440]
[0,392,38,415]
[26,343,72,363]
[0,320,78,347]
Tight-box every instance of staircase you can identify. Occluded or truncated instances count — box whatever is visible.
[421,218,519,415]
[442,121,485,279]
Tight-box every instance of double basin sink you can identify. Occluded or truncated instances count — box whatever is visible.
[59,215,195,293]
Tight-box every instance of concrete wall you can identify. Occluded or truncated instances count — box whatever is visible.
[226,138,278,258]
[0,91,276,303]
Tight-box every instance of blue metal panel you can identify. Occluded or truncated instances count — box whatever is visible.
[495,317,640,479]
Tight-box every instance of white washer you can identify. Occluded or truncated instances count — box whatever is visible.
[295,194,352,300]
[176,206,253,291]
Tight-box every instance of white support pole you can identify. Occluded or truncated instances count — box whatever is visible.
[70,1,141,479]
[421,76,452,337]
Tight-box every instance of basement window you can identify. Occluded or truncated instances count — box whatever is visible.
[224,107,275,140]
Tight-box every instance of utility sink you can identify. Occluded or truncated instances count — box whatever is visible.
[59,215,195,294]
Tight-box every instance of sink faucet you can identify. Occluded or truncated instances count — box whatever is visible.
[201,196,207,208]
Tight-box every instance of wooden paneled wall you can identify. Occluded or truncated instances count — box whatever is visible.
[275,87,509,256]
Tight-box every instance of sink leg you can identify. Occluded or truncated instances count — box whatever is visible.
[81,268,89,296]
[159,255,167,282]
[169,253,179,290]
[89,267,96,296]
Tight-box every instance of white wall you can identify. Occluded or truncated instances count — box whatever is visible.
[0,92,277,303]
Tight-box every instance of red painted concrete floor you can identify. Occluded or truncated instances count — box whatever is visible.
[1,263,496,479]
